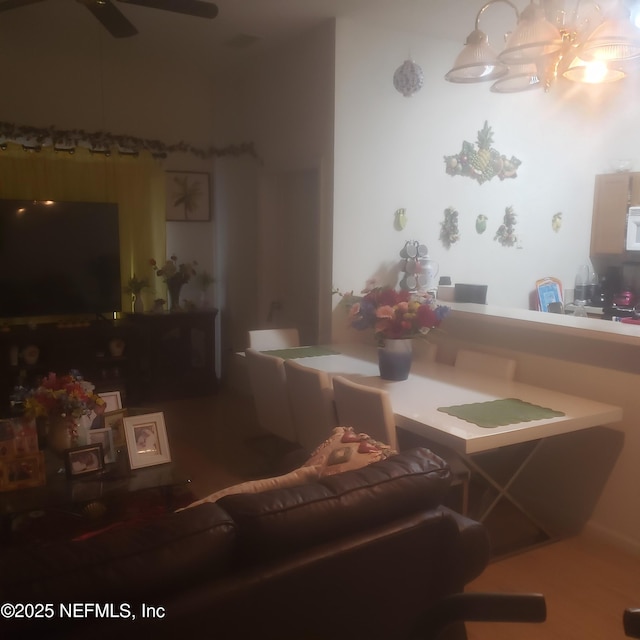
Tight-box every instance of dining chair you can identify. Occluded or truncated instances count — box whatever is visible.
[245,348,298,444]
[455,348,517,381]
[284,359,338,453]
[334,375,471,514]
[248,328,300,351]
[332,375,398,451]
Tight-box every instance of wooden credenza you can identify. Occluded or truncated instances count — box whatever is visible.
[125,309,218,404]
[0,310,218,416]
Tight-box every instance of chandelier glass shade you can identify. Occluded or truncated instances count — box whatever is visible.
[561,57,626,82]
[445,0,640,92]
[490,62,542,92]
[444,29,508,82]
[578,3,640,61]
[498,2,563,64]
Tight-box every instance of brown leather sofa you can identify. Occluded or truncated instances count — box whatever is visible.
[0,448,543,640]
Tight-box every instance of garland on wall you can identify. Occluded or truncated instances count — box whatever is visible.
[0,121,261,161]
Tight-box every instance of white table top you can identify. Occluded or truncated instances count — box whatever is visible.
[290,343,623,455]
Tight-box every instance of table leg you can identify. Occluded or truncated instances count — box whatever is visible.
[463,439,553,542]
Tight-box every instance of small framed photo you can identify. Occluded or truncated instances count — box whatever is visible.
[99,391,122,413]
[87,428,116,464]
[104,408,127,448]
[0,420,15,460]
[0,452,45,491]
[124,412,171,469]
[165,171,211,221]
[65,444,105,479]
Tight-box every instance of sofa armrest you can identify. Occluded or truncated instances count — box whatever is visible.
[439,507,491,584]
[411,592,547,640]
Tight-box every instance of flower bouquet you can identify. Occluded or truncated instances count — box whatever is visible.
[123,274,150,296]
[14,371,105,453]
[343,285,449,381]
[123,274,150,313]
[346,286,449,344]
[150,255,197,311]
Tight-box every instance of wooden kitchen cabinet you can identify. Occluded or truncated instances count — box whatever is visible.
[591,172,632,256]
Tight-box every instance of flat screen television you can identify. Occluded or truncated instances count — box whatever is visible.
[0,199,122,320]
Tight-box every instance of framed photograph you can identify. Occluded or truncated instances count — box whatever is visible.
[0,452,45,491]
[0,420,15,460]
[104,408,127,448]
[536,277,563,313]
[165,171,210,221]
[99,391,122,413]
[123,412,171,469]
[65,444,105,479]
[87,428,116,464]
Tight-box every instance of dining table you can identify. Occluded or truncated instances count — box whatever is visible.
[260,342,624,552]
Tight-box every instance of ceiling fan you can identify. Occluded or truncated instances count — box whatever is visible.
[0,0,219,38]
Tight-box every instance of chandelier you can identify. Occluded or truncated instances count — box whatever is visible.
[445,0,640,92]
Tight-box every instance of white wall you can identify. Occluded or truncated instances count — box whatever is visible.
[332,16,640,325]
[213,21,336,368]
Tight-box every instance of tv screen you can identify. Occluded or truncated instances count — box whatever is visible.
[0,199,122,319]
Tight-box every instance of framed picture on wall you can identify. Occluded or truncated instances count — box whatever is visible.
[165,171,211,222]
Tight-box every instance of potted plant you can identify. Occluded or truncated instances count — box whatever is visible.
[123,274,150,313]
[195,270,215,308]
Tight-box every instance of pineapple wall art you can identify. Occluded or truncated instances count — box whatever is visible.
[444,121,521,185]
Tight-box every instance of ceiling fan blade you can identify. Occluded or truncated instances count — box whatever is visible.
[78,0,138,38]
[118,0,218,19]
[0,0,47,13]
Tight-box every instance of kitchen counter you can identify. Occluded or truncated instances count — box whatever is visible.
[425,301,639,555]
[440,301,640,347]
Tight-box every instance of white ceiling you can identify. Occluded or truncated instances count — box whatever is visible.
[0,0,486,75]
[1,0,634,77]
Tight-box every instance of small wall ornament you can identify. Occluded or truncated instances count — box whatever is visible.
[394,208,408,230]
[494,206,518,247]
[393,59,424,97]
[440,207,460,249]
[475,214,488,234]
[552,212,562,233]
[444,121,521,185]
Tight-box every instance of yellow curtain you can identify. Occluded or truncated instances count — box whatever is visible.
[0,143,165,314]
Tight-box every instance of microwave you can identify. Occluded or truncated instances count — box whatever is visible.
[626,206,640,251]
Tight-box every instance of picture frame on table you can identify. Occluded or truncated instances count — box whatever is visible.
[85,391,123,434]
[104,408,127,448]
[87,428,116,464]
[0,452,45,491]
[123,412,171,469]
[165,171,211,221]
[99,391,122,413]
[65,444,105,479]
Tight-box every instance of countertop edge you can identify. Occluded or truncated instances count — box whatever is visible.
[442,302,640,346]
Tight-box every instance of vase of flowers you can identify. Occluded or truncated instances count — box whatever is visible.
[195,270,215,308]
[15,371,105,456]
[150,255,197,312]
[123,274,150,313]
[345,285,449,380]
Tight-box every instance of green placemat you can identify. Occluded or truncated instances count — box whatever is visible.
[437,398,565,429]
[262,346,339,359]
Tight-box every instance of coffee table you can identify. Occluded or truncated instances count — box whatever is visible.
[0,447,193,545]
